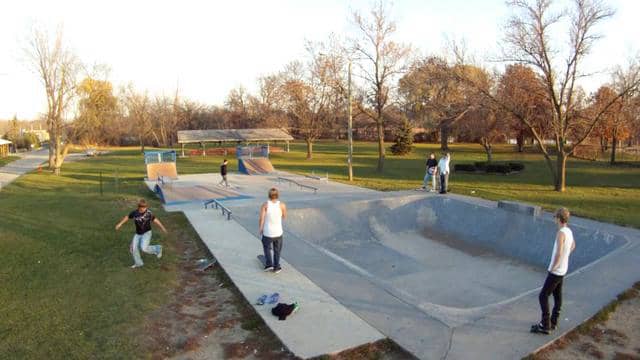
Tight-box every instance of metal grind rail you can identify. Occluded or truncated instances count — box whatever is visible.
[204,199,233,220]
[276,177,318,194]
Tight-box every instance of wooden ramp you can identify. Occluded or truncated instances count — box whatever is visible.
[146,162,178,181]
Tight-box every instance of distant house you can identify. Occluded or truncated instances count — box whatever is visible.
[0,138,11,157]
[23,129,50,143]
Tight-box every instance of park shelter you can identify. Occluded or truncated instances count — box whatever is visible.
[0,139,11,157]
[176,128,294,157]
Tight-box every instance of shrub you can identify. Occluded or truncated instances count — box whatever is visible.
[454,164,477,172]
[390,119,414,155]
[486,163,511,174]
[474,161,488,171]
[508,162,525,171]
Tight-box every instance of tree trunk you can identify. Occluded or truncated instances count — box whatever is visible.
[483,140,493,162]
[306,138,313,160]
[516,131,524,152]
[440,124,449,151]
[600,136,608,153]
[610,131,617,164]
[555,152,567,192]
[376,121,385,172]
[48,138,56,169]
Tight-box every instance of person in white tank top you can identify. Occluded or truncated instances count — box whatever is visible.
[259,188,287,273]
[531,208,576,334]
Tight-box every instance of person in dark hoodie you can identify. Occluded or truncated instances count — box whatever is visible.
[218,159,229,187]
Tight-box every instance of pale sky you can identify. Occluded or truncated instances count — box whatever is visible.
[0,0,637,120]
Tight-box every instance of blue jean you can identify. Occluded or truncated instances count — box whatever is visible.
[262,235,283,268]
[130,231,161,266]
[423,169,437,190]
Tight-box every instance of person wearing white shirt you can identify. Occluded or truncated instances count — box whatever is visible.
[531,208,576,334]
[258,188,287,273]
[437,152,451,194]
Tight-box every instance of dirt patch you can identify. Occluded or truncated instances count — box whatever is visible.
[530,284,640,360]
[140,224,296,360]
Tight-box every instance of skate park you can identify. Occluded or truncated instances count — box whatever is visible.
[146,140,640,360]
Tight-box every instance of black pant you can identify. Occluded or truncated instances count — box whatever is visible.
[439,173,448,193]
[261,235,283,268]
[538,272,563,329]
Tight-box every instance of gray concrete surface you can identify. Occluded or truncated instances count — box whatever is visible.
[0,149,48,189]
[151,172,640,359]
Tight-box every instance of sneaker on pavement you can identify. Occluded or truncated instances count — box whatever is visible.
[530,323,550,335]
[292,301,300,314]
[264,265,274,272]
[273,266,282,274]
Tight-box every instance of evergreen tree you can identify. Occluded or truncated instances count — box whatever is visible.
[390,119,414,155]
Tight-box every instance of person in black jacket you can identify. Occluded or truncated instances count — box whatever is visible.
[422,153,438,192]
[218,159,229,187]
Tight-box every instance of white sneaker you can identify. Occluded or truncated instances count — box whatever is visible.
[131,264,143,269]
[157,246,163,259]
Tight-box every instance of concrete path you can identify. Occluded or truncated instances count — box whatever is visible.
[0,149,48,189]
[183,208,385,359]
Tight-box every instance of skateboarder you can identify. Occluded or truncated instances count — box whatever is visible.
[218,159,229,187]
[258,188,287,273]
[115,199,168,269]
[422,152,438,192]
[531,208,575,334]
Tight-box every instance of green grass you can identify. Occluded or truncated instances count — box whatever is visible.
[176,141,640,228]
[0,155,19,167]
[0,149,186,359]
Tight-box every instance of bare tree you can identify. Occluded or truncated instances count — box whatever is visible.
[121,85,153,153]
[455,0,640,191]
[351,1,410,172]
[281,59,336,159]
[25,26,81,174]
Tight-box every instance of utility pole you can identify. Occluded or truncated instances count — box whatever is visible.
[347,60,353,181]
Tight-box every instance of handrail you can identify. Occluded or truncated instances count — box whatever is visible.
[276,177,318,194]
[204,199,233,220]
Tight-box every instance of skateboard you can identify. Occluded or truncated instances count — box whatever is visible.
[196,258,216,272]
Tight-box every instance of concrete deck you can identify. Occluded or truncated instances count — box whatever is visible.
[149,171,640,359]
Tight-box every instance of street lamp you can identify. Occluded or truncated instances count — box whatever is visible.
[347,59,353,181]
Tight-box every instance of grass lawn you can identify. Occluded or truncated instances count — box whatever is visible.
[0,155,19,167]
[0,149,192,359]
[177,141,640,228]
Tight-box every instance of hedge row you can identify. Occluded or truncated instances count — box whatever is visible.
[454,161,525,174]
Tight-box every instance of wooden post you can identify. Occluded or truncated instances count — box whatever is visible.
[181,143,185,157]
[201,142,205,157]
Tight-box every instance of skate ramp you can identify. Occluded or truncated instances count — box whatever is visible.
[146,162,178,181]
[238,158,275,175]
[232,195,627,310]
[155,184,248,205]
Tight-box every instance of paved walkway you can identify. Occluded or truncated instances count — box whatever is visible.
[184,208,385,359]
[0,150,49,189]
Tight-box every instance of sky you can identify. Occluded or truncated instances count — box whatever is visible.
[0,0,637,120]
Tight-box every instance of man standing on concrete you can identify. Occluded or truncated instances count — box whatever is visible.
[531,208,575,334]
[115,199,168,269]
[438,152,450,194]
[259,188,287,273]
[218,159,229,187]
[422,152,438,192]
